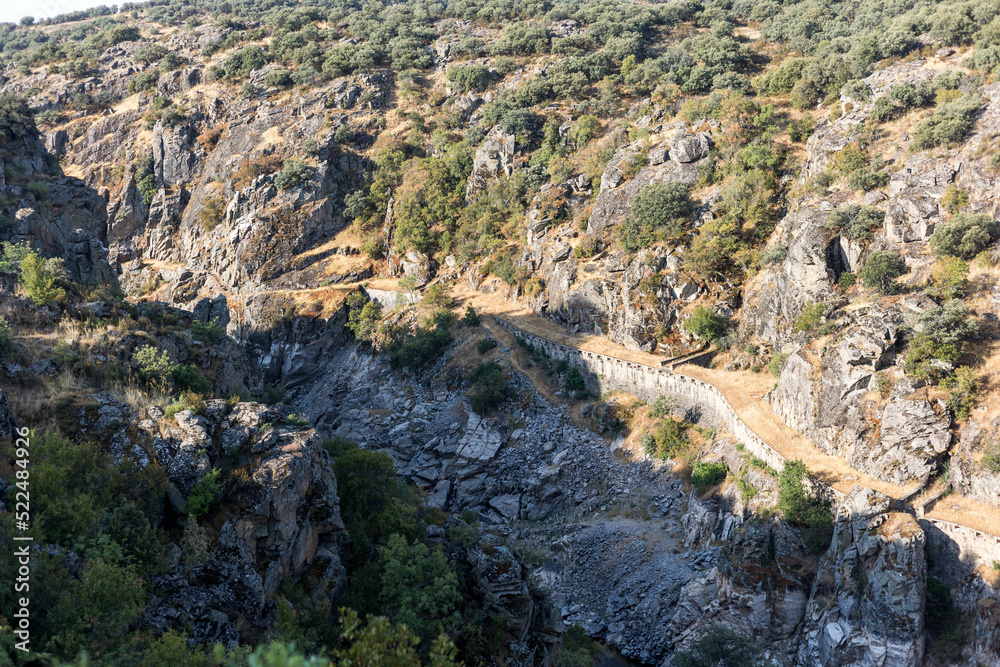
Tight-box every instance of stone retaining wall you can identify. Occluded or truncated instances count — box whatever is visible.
[495,319,788,476]
[920,517,1000,575]
[496,317,1000,566]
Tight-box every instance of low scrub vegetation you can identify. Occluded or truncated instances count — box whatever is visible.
[777,459,833,554]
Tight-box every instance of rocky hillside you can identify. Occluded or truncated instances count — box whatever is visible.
[6,0,1000,664]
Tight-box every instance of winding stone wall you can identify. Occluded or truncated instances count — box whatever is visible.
[495,319,788,475]
[496,317,1000,567]
[920,517,1000,576]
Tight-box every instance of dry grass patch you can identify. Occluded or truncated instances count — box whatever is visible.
[926,493,1000,537]
[879,511,921,539]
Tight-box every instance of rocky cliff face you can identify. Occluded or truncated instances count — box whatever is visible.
[0,132,116,285]
[140,400,347,646]
[796,487,926,667]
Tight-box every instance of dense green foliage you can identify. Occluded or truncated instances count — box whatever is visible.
[912,94,982,150]
[905,299,979,381]
[346,291,384,343]
[274,158,316,190]
[467,361,510,414]
[622,182,694,251]
[777,460,833,554]
[826,205,881,242]
[860,251,907,293]
[691,461,728,490]
[0,432,167,658]
[564,366,586,395]
[0,93,38,141]
[930,213,998,259]
[684,307,727,343]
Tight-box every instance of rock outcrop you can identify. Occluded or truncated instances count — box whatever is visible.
[796,487,926,667]
[142,400,346,644]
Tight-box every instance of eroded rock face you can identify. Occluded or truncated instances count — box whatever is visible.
[768,305,949,486]
[866,380,951,485]
[143,400,346,643]
[741,206,836,346]
[586,126,704,236]
[468,535,538,641]
[713,519,811,641]
[796,487,926,667]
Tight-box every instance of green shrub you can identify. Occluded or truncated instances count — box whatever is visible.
[622,181,694,252]
[0,93,38,141]
[274,158,316,190]
[930,257,970,299]
[186,468,222,517]
[447,64,491,93]
[760,245,787,265]
[684,307,728,343]
[826,205,882,241]
[837,272,857,289]
[133,345,176,385]
[475,338,496,354]
[564,367,586,395]
[942,186,970,215]
[263,69,294,88]
[191,318,225,344]
[860,251,907,293]
[943,365,978,420]
[20,252,65,305]
[793,302,826,333]
[691,461,728,490]
[172,364,212,395]
[462,305,480,326]
[422,283,452,308]
[930,212,998,259]
[650,394,677,418]
[198,196,226,232]
[905,300,979,381]
[388,325,453,370]
[673,625,769,667]
[222,45,269,79]
[646,418,689,460]
[25,180,49,200]
[982,442,1000,473]
[0,315,12,356]
[127,69,161,94]
[346,292,383,342]
[100,25,141,46]
[468,361,510,415]
[553,624,601,667]
[767,352,789,376]
[911,95,982,150]
[778,459,833,554]
[848,165,889,192]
